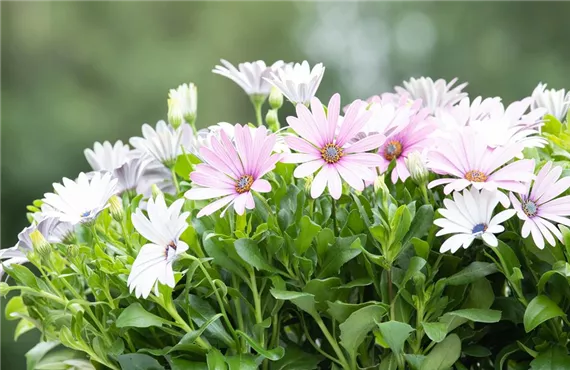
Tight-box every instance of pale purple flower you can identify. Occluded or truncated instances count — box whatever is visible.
[282,94,385,199]
[532,82,570,122]
[213,59,287,96]
[435,187,516,253]
[266,61,325,105]
[392,77,468,114]
[185,124,280,217]
[427,127,535,205]
[510,162,570,250]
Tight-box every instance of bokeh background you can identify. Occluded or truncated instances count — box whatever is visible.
[2,1,570,368]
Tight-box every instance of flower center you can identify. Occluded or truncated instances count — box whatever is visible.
[165,241,177,259]
[80,210,92,218]
[321,143,343,164]
[472,223,488,235]
[383,140,403,161]
[523,200,538,217]
[235,175,254,194]
[465,170,487,182]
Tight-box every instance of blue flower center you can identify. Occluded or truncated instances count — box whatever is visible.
[472,223,487,235]
[81,210,91,218]
[235,175,254,194]
[321,143,343,164]
[523,200,538,217]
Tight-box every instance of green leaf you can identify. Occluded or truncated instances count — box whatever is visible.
[14,318,35,341]
[377,320,414,355]
[403,205,434,247]
[303,278,341,312]
[236,330,285,361]
[463,345,491,357]
[537,261,570,293]
[203,234,248,282]
[420,334,461,370]
[444,308,501,323]
[272,343,323,370]
[422,322,447,343]
[295,216,322,255]
[524,295,566,332]
[379,353,398,370]
[327,301,379,323]
[401,256,426,288]
[317,236,362,278]
[270,289,317,316]
[188,295,235,347]
[234,238,278,273]
[26,342,60,370]
[206,348,227,370]
[530,347,570,370]
[5,296,28,321]
[390,205,412,245]
[542,114,563,135]
[225,354,258,370]
[170,314,223,352]
[339,305,388,356]
[117,354,164,370]
[5,264,39,290]
[411,238,430,260]
[404,354,425,370]
[174,153,201,179]
[116,303,168,328]
[170,359,207,370]
[445,262,498,286]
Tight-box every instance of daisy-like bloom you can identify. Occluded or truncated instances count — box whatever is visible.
[84,140,151,195]
[281,94,385,199]
[84,141,131,172]
[213,59,286,97]
[196,122,236,149]
[427,127,535,204]
[185,124,280,217]
[42,172,118,225]
[128,194,189,298]
[130,121,184,168]
[266,61,325,105]
[435,187,516,253]
[168,82,197,128]
[532,82,570,122]
[376,102,437,183]
[1,217,74,279]
[393,77,468,115]
[510,162,570,250]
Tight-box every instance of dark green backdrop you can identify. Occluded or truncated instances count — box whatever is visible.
[2,1,570,369]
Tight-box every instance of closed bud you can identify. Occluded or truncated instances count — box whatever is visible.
[405,151,428,186]
[30,230,51,259]
[168,83,197,129]
[268,87,283,110]
[108,195,124,222]
[373,174,385,193]
[266,109,279,132]
[0,282,9,297]
[304,175,314,194]
[151,184,163,200]
[67,244,80,259]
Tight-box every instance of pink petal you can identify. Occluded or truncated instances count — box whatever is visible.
[344,134,386,154]
[245,193,255,210]
[185,187,234,200]
[233,193,249,215]
[281,153,321,164]
[284,136,320,154]
[197,195,236,218]
[311,166,330,199]
[326,94,341,144]
[251,179,271,193]
[294,159,325,178]
[428,177,455,189]
[327,167,343,199]
[336,162,365,191]
[343,153,383,167]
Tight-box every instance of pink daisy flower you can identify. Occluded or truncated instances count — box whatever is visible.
[282,93,385,199]
[427,127,535,205]
[509,162,570,249]
[376,103,437,183]
[185,124,280,217]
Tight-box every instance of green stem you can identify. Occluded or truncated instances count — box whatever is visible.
[387,269,395,320]
[251,95,265,127]
[171,167,180,194]
[298,314,344,367]
[331,196,338,236]
[315,316,351,370]
[232,275,246,351]
[250,268,265,345]
[165,304,211,350]
[420,186,429,204]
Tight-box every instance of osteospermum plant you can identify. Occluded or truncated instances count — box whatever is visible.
[3,59,570,370]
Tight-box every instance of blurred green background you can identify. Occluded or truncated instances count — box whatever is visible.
[2,1,570,368]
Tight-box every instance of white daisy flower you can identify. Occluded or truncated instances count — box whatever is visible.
[168,83,198,128]
[129,121,184,168]
[266,61,325,105]
[1,217,74,279]
[434,187,516,253]
[42,172,118,225]
[394,77,468,115]
[196,122,236,149]
[213,59,286,96]
[127,194,189,298]
[84,140,151,195]
[84,141,131,172]
[135,159,176,197]
[532,82,570,122]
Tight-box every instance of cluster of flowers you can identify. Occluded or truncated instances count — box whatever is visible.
[2,59,570,301]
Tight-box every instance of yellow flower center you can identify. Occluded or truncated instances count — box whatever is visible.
[235,175,254,194]
[383,140,403,161]
[465,170,487,182]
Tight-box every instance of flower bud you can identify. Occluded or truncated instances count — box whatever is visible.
[268,87,283,110]
[266,109,279,132]
[0,282,9,297]
[304,175,314,194]
[405,151,428,186]
[168,83,197,129]
[108,195,124,222]
[67,244,80,259]
[30,230,51,259]
[151,184,163,200]
[373,174,385,193]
